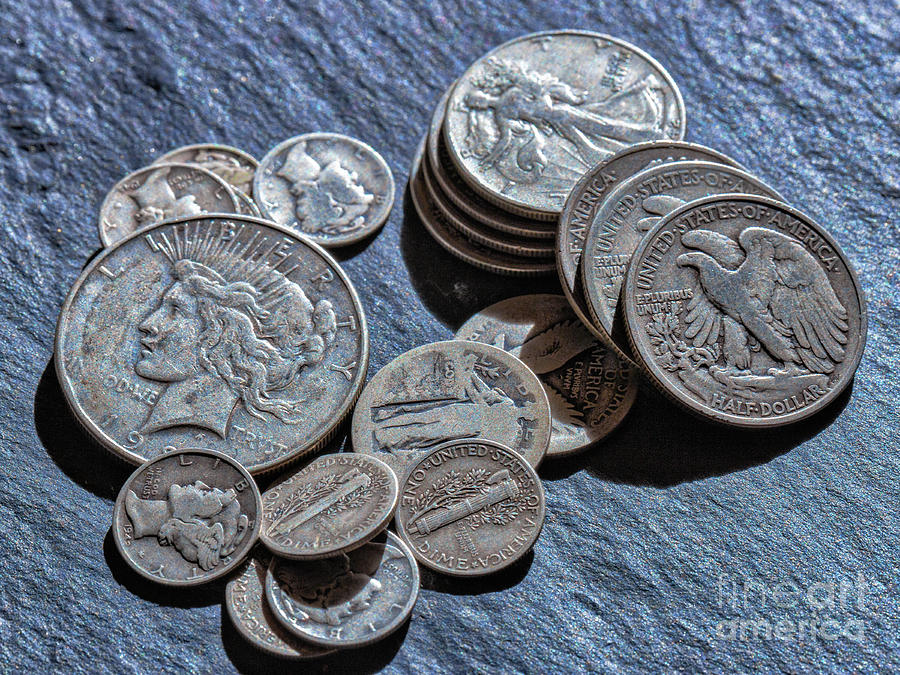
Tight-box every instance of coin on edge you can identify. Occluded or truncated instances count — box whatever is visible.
[266,531,419,649]
[395,439,545,577]
[260,453,399,560]
[622,194,867,428]
[56,214,369,474]
[254,133,395,247]
[113,448,261,586]
[154,143,258,197]
[444,30,686,221]
[456,294,638,456]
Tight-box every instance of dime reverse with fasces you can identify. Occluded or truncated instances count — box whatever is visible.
[456,294,638,457]
[112,448,261,586]
[556,140,745,337]
[351,339,552,476]
[394,439,546,577]
[444,30,686,221]
[98,162,240,246]
[622,194,867,428]
[266,531,419,649]
[153,143,259,198]
[254,133,395,248]
[260,453,399,560]
[56,214,369,475]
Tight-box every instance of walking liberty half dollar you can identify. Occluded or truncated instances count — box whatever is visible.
[395,439,545,577]
[444,31,685,220]
[351,340,551,476]
[457,295,638,456]
[56,214,369,474]
[154,143,259,198]
[622,195,867,427]
[255,133,395,247]
[112,448,262,586]
[260,453,398,560]
[266,531,419,649]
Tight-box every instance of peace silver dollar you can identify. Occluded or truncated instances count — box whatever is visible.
[56,214,369,474]
[154,143,258,197]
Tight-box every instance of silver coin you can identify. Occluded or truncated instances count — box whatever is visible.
[426,87,555,240]
[394,439,545,577]
[557,141,744,335]
[112,448,261,586]
[265,531,419,649]
[254,133,395,247]
[444,31,686,220]
[56,214,369,474]
[409,142,556,277]
[260,453,398,560]
[233,188,263,218]
[622,194,867,428]
[581,160,783,359]
[456,295,638,457]
[225,549,335,659]
[99,162,240,246]
[352,340,551,476]
[154,143,258,197]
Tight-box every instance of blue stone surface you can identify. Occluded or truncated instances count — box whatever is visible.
[1,1,898,672]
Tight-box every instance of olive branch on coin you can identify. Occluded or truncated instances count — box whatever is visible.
[645,313,719,373]
[410,468,521,528]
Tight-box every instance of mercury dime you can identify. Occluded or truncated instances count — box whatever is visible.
[226,549,334,659]
[56,214,369,474]
[154,143,259,197]
[352,340,551,476]
[444,31,686,220]
[557,141,744,335]
[112,448,261,586]
[456,295,638,456]
[254,133,395,247]
[266,531,419,649]
[623,195,867,428]
[582,161,783,358]
[260,453,398,560]
[395,439,545,577]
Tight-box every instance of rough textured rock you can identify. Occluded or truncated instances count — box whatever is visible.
[1,1,898,672]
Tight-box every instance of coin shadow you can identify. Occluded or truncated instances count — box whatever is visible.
[35,359,134,501]
[418,548,534,596]
[399,187,558,329]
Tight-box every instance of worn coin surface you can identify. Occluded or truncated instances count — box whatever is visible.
[233,188,263,218]
[582,160,783,358]
[99,163,239,246]
[154,143,258,197]
[255,133,395,247]
[56,214,369,474]
[112,448,261,586]
[444,30,686,220]
[226,548,335,659]
[456,295,638,456]
[622,194,867,428]
[557,141,744,335]
[260,453,398,560]
[352,340,551,476]
[395,439,545,577]
[266,531,419,649]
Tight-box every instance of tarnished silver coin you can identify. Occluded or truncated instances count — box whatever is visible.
[56,214,369,474]
[557,141,744,335]
[254,133,395,247]
[622,195,867,428]
[154,143,258,197]
[234,188,263,218]
[444,31,686,220]
[226,549,334,659]
[99,163,240,246]
[456,295,638,456]
[260,453,398,560]
[582,160,783,358]
[395,439,545,577]
[266,531,419,649]
[352,340,551,476]
[112,448,261,586]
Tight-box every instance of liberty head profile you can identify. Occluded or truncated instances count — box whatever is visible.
[135,225,338,437]
[277,141,374,235]
[131,166,203,226]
